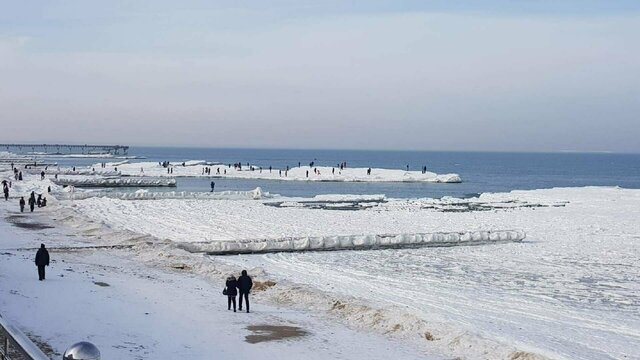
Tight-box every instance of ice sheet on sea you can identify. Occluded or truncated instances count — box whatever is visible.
[100,160,462,183]
[311,194,386,202]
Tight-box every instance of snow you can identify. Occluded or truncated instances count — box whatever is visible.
[3,158,639,359]
[97,161,462,183]
[47,186,640,359]
[0,211,433,360]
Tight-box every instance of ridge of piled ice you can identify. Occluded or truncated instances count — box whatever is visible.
[53,176,177,187]
[178,229,526,254]
[57,187,271,200]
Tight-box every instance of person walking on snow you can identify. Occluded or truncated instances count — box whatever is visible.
[210,181,215,192]
[19,197,25,212]
[225,275,238,312]
[35,244,50,281]
[237,270,253,313]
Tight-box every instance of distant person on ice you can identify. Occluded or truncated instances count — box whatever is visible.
[28,192,36,212]
[225,275,238,312]
[210,181,215,192]
[35,244,50,281]
[19,197,25,212]
[237,270,253,313]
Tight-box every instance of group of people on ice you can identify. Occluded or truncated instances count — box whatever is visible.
[19,191,47,212]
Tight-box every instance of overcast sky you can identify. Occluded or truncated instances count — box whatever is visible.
[1,1,639,152]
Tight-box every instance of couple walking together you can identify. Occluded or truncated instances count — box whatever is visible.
[225,270,252,313]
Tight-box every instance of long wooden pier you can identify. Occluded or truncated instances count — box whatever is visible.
[0,143,129,155]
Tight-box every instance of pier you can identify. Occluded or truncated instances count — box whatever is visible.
[0,143,129,155]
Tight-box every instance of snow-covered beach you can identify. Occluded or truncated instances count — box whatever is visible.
[1,153,639,359]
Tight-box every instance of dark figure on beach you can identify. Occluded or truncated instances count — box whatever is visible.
[210,181,215,192]
[41,171,45,180]
[47,186,51,193]
[28,192,36,212]
[41,197,47,207]
[306,170,309,178]
[237,270,253,313]
[406,165,409,171]
[3,182,8,201]
[225,275,238,312]
[35,244,50,281]
[18,172,23,181]
[37,194,42,208]
[19,197,25,212]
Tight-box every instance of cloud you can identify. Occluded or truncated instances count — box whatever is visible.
[0,10,639,151]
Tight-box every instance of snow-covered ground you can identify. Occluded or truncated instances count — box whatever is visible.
[49,186,640,359]
[97,161,462,183]
[2,159,639,359]
[0,210,432,360]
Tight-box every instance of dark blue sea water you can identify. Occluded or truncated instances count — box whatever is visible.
[48,147,640,198]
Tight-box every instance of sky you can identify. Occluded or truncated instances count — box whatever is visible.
[0,1,639,152]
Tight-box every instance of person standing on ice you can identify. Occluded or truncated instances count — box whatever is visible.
[40,170,45,180]
[237,270,253,313]
[225,275,238,312]
[2,181,8,200]
[210,181,215,192]
[19,197,25,212]
[35,244,50,281]
[28,192,36,212]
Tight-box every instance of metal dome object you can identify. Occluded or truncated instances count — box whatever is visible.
[63,341,101,360]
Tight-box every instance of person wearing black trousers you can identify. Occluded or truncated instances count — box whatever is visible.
[237,270,253,313]
[225,275,238,312]
[35,244,50,281]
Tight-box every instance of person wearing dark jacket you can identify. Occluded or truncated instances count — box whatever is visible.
[28,192,36,212]
[225,275,238,312]
[19,197,25,212]
[35,244,50,281]
[237,270,253,313]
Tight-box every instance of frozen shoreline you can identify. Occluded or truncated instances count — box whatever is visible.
[2,157,639,359]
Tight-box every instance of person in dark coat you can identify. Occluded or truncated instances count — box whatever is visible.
[19,197,25,212]
[210,181,215,192]
[28,192,36,212]
[225,275,238,312]
[35,244,50,281]
[37,194,42,208]
[237,270,253,313]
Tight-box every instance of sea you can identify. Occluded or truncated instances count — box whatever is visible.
[36,147,640,198]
